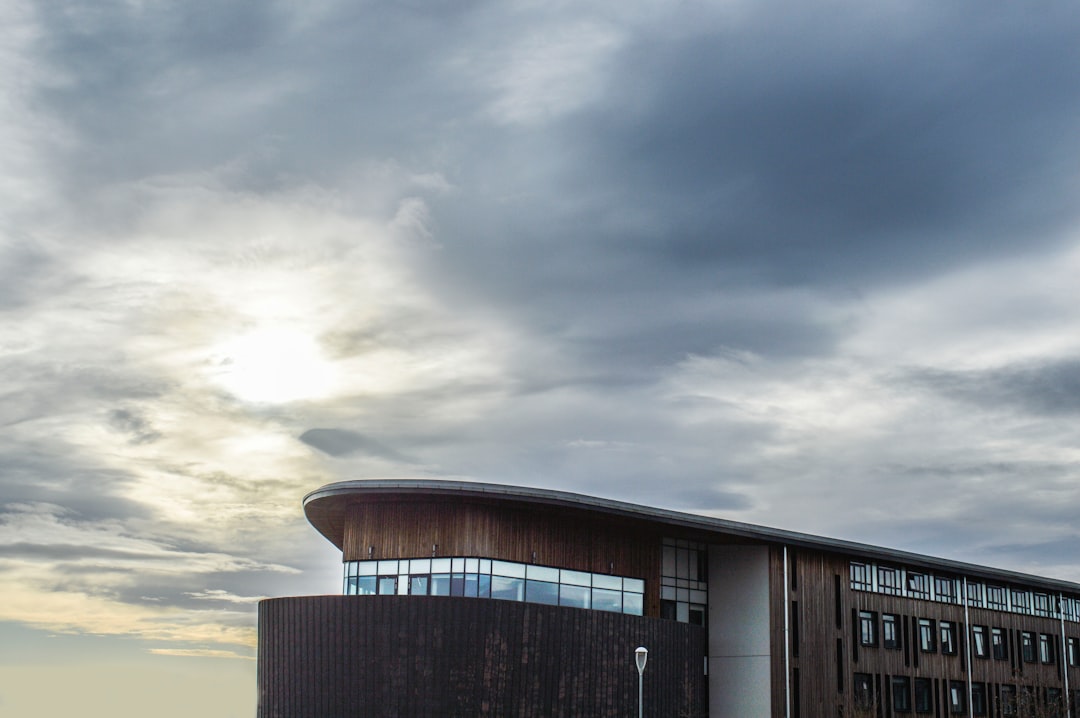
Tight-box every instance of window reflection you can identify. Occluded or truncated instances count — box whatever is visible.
[343,556,645,617]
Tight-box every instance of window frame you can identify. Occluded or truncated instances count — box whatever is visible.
[883,613,901,650]
[940,621,957,655]
[859,610,878,647]
[1021,631,1036,663]
[914,677,933,714]
[1039,633,1054,664]
[918,618,937,653]
[850,562,872,591]
[992,627,1008,661]
[892,676,912,713]
[972,625,989,658]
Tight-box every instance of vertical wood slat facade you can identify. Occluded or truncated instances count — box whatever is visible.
[777,550,1080,717]
[342,499,665,618]
[258,595,708,718]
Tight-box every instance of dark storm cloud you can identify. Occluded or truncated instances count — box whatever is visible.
[559,6,1080,286]
[906,359,1080,416]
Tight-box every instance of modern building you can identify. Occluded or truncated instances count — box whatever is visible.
[258,479,1080,717]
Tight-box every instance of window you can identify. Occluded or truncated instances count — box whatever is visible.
[908,572,930,599]
[992,627,1007,660]
[892,676,911,713]
[1012,589,1031,614]
[935,576,957,603]
[851,562,872,591]
[948,681,965,714]
[1039,633,1054,664]
[987,585,1008,610]
[662,538,707,626]
[883,614,901,649]
[1000,685,1017,716]
[1033,592,1052,617]
[854,673,874,711]
[1022,631,1036,663]
[940,621,957,655]
[1068,636,1079,666]
[918,618,936,652]
[859,611,878,646]
[343,557,645,616]
[972,625,989,658]
[971,683,987,716]
[966,580,984,607]
[878,566,902,595]
[915,677,933,714]
[1047,688,1063,714]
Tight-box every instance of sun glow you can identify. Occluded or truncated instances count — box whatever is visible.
[209,327,339,404]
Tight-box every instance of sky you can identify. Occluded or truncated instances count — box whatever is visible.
[3,0,1080,715]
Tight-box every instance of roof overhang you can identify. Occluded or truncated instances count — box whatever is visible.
[303,478,1080,594]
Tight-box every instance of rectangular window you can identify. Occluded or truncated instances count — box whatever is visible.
[908,572,930,599]
[1039,633,1054,664]
[914,677,933,714]
[878,566,901,595]
[1068,636,1079,666]
[851,562,872,591]
[940,621,957,655]
[1033,592,1052,617]
[935,576,957,603]
[971,683,987,716]
[859,611,878,647]
[1022,631,1036,663]
[919,618,936,653]
[892,676,912,713]
[992,627,1008,660]
[854,673,874,712]
[987,585,1008,610]
[972,625,989,658]
[883,614,901,649]
[949,681,965,714]
[966,580,984,607]
[1012,589,1031,614]
[1001,685,1016,716]
[1047,688,1063,713]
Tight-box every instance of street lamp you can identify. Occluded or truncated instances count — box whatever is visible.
[635,646,648,718]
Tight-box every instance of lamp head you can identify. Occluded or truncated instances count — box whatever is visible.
[634,646,648,673]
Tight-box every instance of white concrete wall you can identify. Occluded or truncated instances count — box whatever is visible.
[707,545,772,718]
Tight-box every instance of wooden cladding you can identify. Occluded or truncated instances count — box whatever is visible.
[258,595,707,718]
[342,498,664,617]
[775,548,1080,718]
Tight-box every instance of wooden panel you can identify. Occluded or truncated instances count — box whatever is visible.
[782,549,1080,717]
[341,498,665,617]
[258,595,708,718]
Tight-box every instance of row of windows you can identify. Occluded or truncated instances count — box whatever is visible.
[856,674,1070,716]
[342,558,644,616]
[858,611,1079,666]
[858,612,961,655]
[851,561,1080,620]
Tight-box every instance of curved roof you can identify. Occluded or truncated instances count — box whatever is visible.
[304,478,1080,594]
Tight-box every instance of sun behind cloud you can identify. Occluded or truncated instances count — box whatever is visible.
[208,327,339,404]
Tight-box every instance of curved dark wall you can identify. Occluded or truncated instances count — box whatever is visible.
[258,595,707,718]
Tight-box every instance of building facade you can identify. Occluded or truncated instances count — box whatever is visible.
[257,480,1080,717]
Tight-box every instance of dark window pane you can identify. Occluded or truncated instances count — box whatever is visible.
[525,579,559,606]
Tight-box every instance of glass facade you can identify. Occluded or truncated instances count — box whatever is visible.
[660,538,708,626]
[343,557,645,616]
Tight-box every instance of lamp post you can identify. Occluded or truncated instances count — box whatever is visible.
[635,646,648,718]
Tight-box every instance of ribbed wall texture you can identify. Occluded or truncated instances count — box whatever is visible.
[258,595,708,718]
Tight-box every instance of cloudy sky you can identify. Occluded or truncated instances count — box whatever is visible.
[4,0,1080,715]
